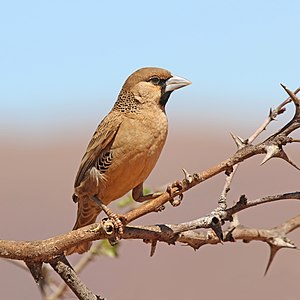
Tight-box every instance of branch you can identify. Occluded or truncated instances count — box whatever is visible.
[124,86,300,223]
[0,192,299,262]
[1,85,299,299]
[249,87,300,143]
[226,192,300,216]
[0,86,299,263]
[47,241,106,300]
[49,255,105,300]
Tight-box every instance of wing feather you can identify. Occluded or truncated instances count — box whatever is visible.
[74,113,122,188]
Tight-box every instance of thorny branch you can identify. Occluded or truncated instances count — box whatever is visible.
[124,86,300,223]
[0,192,299,261]
[1,85,300,299]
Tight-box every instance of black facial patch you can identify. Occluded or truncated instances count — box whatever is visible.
[159,91,172,107]
[147,76,170,107]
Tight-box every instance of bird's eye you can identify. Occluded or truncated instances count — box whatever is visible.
[150,76,161,85]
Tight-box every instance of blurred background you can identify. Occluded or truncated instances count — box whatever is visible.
[1,0,300,299]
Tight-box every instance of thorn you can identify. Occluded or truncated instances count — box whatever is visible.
[260,145,280,166]
[150,240,157,257]
[261,145,300,170]
[278,150,300,171]
[281,83,300,107]
[25,261,43,283]
[211,217,224,242]
[268,107,276,120]
[230,132,246,149]
[182,168,193,183]
[268,107,272,117]
[264,237,298,276]
[280,83,286,90]
[264,244,280,276]
[223,226,236,242]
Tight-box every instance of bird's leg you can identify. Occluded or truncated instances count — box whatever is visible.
[132,183,165,212]
[91,196,124,236]
[132,182,163,202]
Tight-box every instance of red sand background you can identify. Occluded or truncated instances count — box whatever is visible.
[0,120,299,299]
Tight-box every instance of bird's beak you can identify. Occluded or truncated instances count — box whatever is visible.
[165,74,192,92]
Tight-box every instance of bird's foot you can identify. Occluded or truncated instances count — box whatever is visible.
[99,217,124,246]
[166,180,184,207]
[154,204,165,212]
[166,180,184,195]
[90,217,122,247]
[105,211,124,235]
[101,208,125,238]
[91,196,125,237]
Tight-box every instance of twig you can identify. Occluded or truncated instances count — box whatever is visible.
[226,192,300,216]
[49,255,105,300]
[249,87,300,143]
[47,241,104,300]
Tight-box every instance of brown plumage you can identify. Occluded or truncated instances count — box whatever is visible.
[66,67,191,255]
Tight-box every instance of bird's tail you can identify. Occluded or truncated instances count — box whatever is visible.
[65,195,101,255]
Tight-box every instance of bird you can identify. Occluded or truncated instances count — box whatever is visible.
[66,67,191,255]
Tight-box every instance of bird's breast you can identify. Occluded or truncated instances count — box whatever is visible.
[99,110,168,203]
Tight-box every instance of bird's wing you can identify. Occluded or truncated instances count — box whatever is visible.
[74,113,122,188]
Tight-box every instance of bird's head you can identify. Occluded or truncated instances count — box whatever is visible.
[117,67,191,110]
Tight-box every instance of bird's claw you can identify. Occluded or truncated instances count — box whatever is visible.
[107,212,125,236]
[166,180,184,195]
[99,218,115,234]
[170,194,183,207]
[154,204,165,212]
[166,180,184,207]
[100,214,126,246]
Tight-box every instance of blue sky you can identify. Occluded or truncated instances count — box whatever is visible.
[1,0,300,136]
